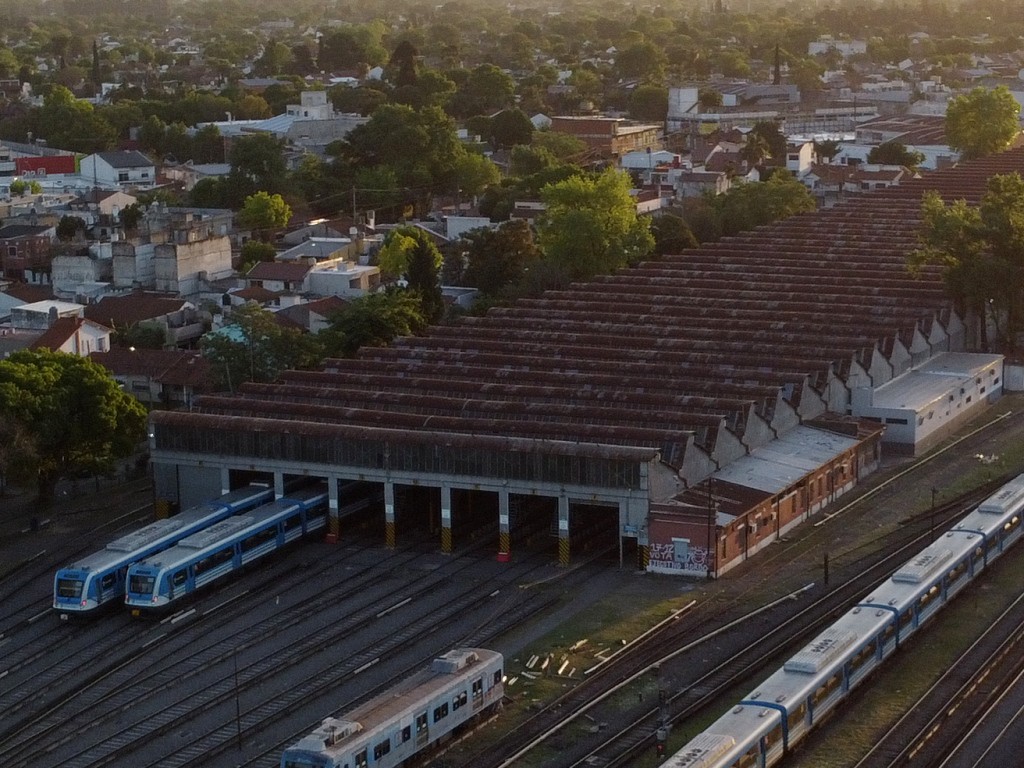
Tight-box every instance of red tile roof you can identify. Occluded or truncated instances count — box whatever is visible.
[89,348,213,389]
[83,293,189,327]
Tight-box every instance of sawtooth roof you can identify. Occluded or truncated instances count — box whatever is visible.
[152,148,1024,474]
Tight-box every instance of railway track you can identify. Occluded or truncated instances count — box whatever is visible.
[853,574,1024,768]
[450,481,1003,768]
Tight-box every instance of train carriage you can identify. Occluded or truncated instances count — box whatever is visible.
[667,473,1024,768]
[281,648,504,768]
[125,485,328,613]
[52,484,273,618]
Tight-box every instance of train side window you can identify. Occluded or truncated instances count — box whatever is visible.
[494,670,502,686]
[402,725,411,742]
[416,712,428,733]
[373,739,390,759]
[433,703,448,722]
[284,514,302,531]
[354,749,367,768]
[473,678,483,695]
[172,570,187,587]
[100,573,116,590]
[453,691,467,710]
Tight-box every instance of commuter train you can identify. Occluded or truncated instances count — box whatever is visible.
[125,485,329,614]
[280,648,504,768]
[53,484,274,618]
[667,472,1024,768]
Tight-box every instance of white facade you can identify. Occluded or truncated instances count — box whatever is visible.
[79,152,156,190]
[307,261,381,299]
[851,352,1003,454]
[10,299,83,330]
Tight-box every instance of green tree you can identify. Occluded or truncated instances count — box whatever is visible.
[460,219,543,298]
[615,40,667,81]
[537,168,654,279]
[389,39,419,87]
[229,133,288,197]
[454,153,501,199]
[867,140,924,168]
[707,174,816,238]
[629,84,669,122]
[239,240,278,272]
[237,191,292,239]
[651,214,699,256]
[10,179,42,196]
[56,214,86,241]
[0,350,147,501]
[200,304,322,391]
[449,64,516,117]
[377,226,445,321]
[945,86,1021,160]
[319,288,428,358]
[489,108,534,150]
[910,173,1024,351]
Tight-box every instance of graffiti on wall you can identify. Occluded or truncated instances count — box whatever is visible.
[648,541,709,574]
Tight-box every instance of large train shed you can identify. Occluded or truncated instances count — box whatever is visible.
[150,149,1024,574]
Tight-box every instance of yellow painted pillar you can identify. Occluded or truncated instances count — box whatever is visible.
[497,490,511,562]
[440,485,452,554]
[558,496,570,567]
[384,481,396,549]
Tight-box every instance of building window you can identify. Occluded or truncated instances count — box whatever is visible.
[118,171,129,182]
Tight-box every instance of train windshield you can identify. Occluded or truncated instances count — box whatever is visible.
[56,578,84,598]
[129,574,156,595]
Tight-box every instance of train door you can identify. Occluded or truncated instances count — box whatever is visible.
[415,711,429,748]
[98,571,118,604]
[472,677,484,710]
[353,748,367,768]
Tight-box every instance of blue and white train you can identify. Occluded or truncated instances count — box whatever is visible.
[53,484,274,618]
[280,648,505,768]
[667,472,1024,768]
[124,485,329,614]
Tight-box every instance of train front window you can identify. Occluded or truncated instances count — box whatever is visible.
[129,574,156,594]
[57,578,83,598]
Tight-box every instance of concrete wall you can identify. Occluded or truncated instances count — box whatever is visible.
[154,235,232,296]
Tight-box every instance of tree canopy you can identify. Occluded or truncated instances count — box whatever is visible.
[537,168,654,279]
[945,86,1021,161]
[867,140,924,168]
[237,191,292,239]
[200,304,322,391]
[319,289,428,358]
[910,173,1024,351]
[0,350,147,500]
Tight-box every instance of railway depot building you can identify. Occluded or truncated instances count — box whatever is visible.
[149,149,1024,578]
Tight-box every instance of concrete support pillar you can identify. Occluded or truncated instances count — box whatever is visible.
[440,485,452,554]
[273,472,285,499]
[384,482,396,549]
[498,491,511,562]
[220,467,231,496]
[327,478,339,544]
[558,496,570,567]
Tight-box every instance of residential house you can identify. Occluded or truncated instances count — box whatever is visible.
[79,151,157,190]
[274,295,348,333]
[245,261,315,293]
[844,165,916,193]
[84,293,204,347]
[10,299,84,330]
[89,348,212,407]
[306,259,380,299]
[162,162,231,192]
[785,140,816,176]
[0,223,56,283]
[0,280,51,321]
[30,315,110,355]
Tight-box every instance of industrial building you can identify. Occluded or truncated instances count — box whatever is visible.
[149,149,1024,577]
